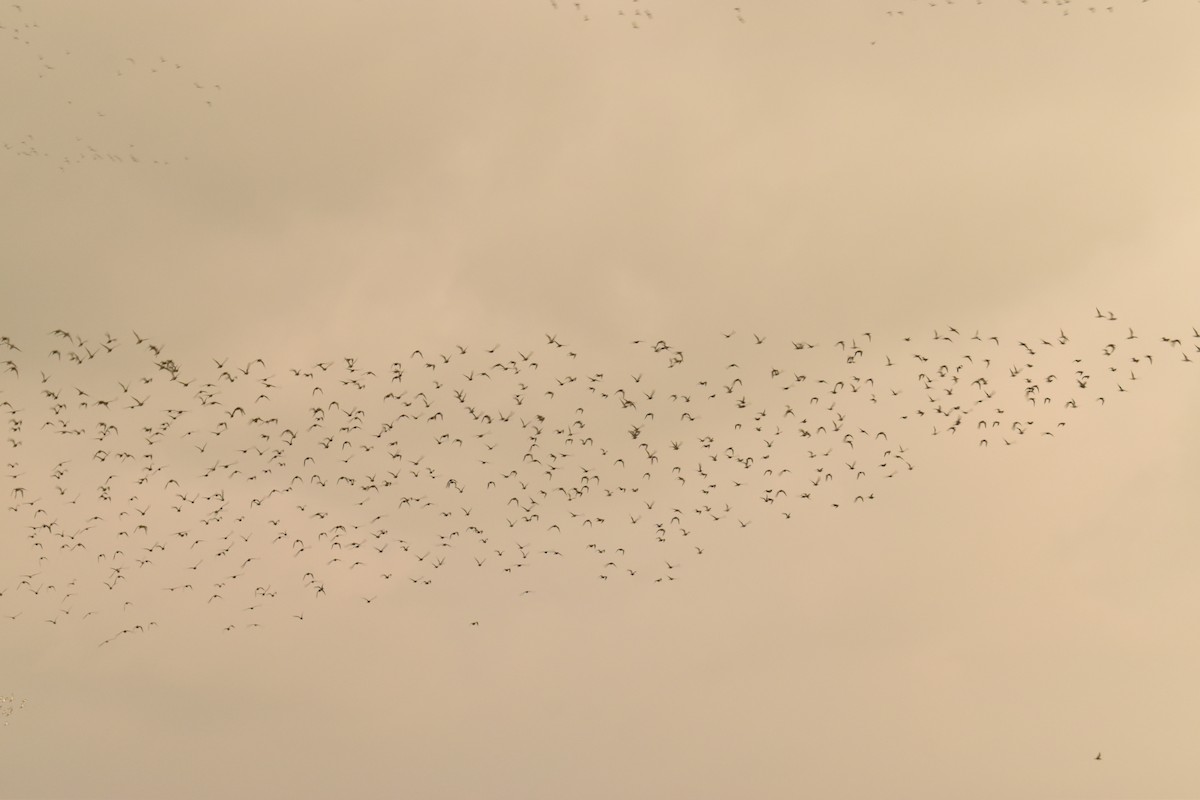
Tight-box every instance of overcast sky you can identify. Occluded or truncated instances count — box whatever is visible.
[3,2,1200,798]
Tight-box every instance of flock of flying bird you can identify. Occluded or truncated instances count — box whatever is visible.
[0,693,27,726]
[0,310,1196,647]
[545,0,1170,29]
[542,0,1171,34]
[1,2,220,172]
[544,0,750,26]
[883,0,1172,17]
[4,0,1185,173]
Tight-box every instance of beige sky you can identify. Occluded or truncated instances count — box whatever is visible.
[2,2,1200,798]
